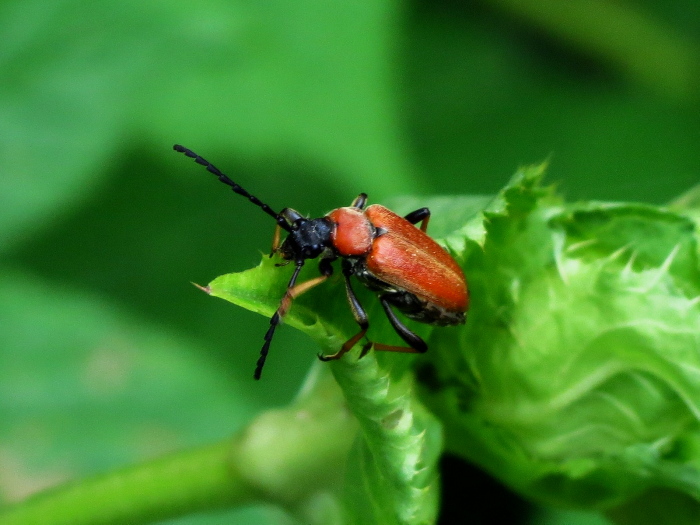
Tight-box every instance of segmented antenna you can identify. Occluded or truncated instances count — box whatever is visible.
[173,144,291,232]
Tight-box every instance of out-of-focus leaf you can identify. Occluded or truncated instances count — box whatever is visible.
[0,0,414,253]
[140,0,419,196]
[0,269,277,524]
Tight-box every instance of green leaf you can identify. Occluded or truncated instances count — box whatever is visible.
[144,0,420,195]
[670,183,700,231]
[208,265,445,524]
[416,165,700,522]
[330,349,442,525]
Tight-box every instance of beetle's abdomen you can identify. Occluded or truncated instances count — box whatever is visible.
[364,205,469,314]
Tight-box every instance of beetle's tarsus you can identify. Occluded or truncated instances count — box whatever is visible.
[359,341,373,359]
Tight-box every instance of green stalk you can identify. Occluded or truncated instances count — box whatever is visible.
[0,369,357,525]
[0,440,254,525]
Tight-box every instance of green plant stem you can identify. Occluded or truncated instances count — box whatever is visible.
[0,369,357,525]
[0,439,255,525]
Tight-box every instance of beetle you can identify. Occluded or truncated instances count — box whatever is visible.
[174,144,469,379]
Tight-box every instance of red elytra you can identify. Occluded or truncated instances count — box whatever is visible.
[174,144,469,379]
[331,205,468,314]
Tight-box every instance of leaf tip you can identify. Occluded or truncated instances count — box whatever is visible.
[191,282,211,294]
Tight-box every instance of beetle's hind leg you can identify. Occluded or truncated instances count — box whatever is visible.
[319,278,428,362]
[368,296,428,355]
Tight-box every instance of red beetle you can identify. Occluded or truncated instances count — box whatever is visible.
[175,145,469,379]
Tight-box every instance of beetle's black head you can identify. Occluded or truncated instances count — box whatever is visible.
[278,208,333,262]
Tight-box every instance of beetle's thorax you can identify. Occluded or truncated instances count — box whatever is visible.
[278,213,334,262]
[327,206,376,256]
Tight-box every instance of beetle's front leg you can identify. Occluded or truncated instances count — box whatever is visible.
[256,261,332,379]
[269,224,282,256]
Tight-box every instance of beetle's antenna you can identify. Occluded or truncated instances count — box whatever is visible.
[174,144,292,232]
[255,261,304,379]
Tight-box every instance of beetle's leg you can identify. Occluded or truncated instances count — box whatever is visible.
[365,296,428,355]
[269,223,282,256]
[318,270,370,362]
[256,262,331,379]
[350,193,368,209]
[404,207,431,232]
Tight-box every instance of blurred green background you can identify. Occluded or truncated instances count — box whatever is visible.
[1,0,698,523]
